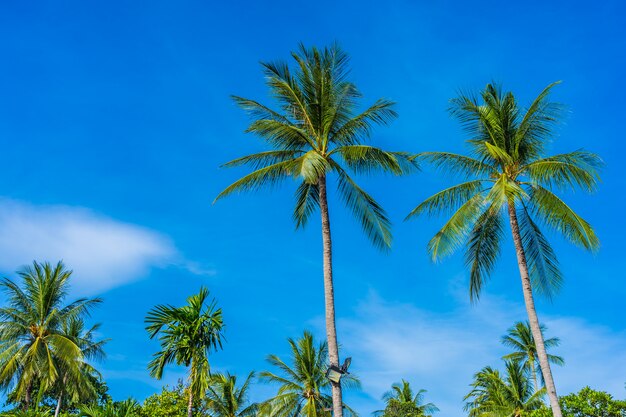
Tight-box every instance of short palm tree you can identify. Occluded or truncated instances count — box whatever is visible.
[0,261,101,410]
[259,331,359,417]
[215,44,417,417]
[145,287,224,417]
[375,380,438,417]
[407,82,602,417]
[80,398,141,417]
[501,321,564,392]
[206,372,258,417]
[464,361,545,417]
[53,318,108,417]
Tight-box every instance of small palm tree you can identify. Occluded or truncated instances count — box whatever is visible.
[407,82,602,417]
[259,331,359,417]
[464,361,545,417]
[80,398,141,417]
[215,44,417,417]
[206,372,257,417]
[501,321,564,392]
[0,261,101,410]
[376,380,438,417]
[145,287,224,417]
[53,318,108,417]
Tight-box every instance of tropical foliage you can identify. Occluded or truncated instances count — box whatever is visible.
[464,361,546,417]
[216,43,417,417]
[205,373,257,417]
[375,380,438,417]
[0,261,102,412]
[407,82,602,417]
[145,287,224,417]
[79,399,141,417]
[259,331,359,417]
[502,322,563,391]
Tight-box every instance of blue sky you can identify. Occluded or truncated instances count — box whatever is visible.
[1,1,625,415]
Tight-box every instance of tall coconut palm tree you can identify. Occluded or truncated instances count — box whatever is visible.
[407,82,602,417]
[375,380,438,417]
[206,372,258,417]
[215,43,416,417]
[145,287,224,417]
[464,361,546,417]
[53,318,108,417]
[259,331,359,417]
[501,321,564,392]
[0,261,101,410]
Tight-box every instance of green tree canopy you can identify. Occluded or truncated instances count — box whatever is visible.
[375,380,438,417]
[0,261,101,410]
[145,287,224,417]
[259,331,359,417]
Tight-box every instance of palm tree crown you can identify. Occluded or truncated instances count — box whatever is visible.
[408,81,601,299]
[501,321,564,390]
[216,43,417,248]
[377,380,438,417]
[464,361,545,417]
[259,331,359,417]
[0,261,101,408]
[206,372,258,417]
[145,287,224,417]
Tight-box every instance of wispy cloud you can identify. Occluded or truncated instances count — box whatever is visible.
[333,291,626,417]
[0,198,210,295]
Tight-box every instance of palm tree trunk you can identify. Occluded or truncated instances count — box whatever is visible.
[319,175,344,417]
[188,389,194,417]
[531,361,539,393]
[54,392,63,417]
[23,382,32,411]
[507,203,562,417]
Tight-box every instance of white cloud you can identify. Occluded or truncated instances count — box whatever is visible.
[335,292,626,417]
[0,198,199,295]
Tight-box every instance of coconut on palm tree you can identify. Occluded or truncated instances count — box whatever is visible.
[0,261,101,410]
[145,287,224,417]
[215,43,417,417]
[375,380,438,417]
[501,321,564,392]
[464,361,545,417]
[259,331,359,417]
[206,372,257,417]
[407,82,602,417]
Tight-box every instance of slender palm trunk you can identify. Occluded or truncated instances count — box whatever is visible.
[531,360,539,393]
[318,175,343,417]
[54,392,63,417]
[188,389,194,417]
[23,382,32,411]
[507,203,562,417]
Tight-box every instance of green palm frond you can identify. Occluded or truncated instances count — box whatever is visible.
[218,43,410,251]
[405,180,485,220]
[465,204,504,302]
[517,205,563,298]
[528,185,599,251]
[523,150,603,192]
[215,158,303,202]
[428,193,485,261]
[415,152,496,177]
[334,165,392,249]
[332,145,417,176]
[293,182,320,228]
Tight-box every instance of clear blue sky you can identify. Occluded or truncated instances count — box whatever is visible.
[1,1,625,415]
